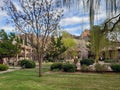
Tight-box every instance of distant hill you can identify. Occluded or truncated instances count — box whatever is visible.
[67,29,90,41]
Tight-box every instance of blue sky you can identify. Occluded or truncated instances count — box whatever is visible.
[60,5,107,36]
[0,0,108,36]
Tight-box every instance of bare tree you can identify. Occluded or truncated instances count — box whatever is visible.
[4,0,63,77]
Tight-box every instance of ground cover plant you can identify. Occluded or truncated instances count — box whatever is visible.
[0,64,8,71]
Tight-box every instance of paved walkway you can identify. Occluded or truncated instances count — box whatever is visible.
[0,67,21,74]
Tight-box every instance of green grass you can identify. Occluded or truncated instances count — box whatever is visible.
[0,63,120,90]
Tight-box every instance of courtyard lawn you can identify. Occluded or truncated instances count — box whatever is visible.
[0,63,120,90]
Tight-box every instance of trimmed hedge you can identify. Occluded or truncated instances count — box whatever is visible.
[50,62,62,71]
[62,63,76,72]
[19,59,36,68]
[0,64,9,71]
[80,59,94,66]
[104,59,117,63]
[111,64,120,72]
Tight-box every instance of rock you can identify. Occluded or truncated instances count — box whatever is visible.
[89,65,95,71]
[107,66,112,71]
[76,62,81,70]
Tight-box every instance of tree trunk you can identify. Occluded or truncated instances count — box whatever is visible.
[0,58,3,64]
[38,52,43,77]
[37,37,43,77]
[95,53,99,63]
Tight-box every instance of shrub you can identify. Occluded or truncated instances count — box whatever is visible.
[80,59,94,66]
[0,64,9,71]
[95,63,108,72]
[81,65,89,72]
[111,64,120,72]
[18,60,22,66]
[19,59,36,68]
[104,59,117,63]
[62,63,76,72]
[47,58,54,62]
[50,62,62,71]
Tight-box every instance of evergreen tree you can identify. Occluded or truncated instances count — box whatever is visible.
[45,36,67,62]
[0,30,21,64]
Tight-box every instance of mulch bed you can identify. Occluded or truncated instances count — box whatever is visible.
[45,70,120,75]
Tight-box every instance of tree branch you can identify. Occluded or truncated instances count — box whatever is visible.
[103,13,120,32]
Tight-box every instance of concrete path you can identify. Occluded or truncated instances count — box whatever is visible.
[0,67,21,74]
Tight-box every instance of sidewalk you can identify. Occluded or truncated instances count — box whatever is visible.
[0,67,21,74]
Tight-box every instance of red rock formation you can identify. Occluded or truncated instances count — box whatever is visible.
[80,29,90,41]
[80,29,90,38]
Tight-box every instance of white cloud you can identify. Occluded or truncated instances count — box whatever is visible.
[63,24,90,36]
[60,8,107,35]
[0,11,8,20]
[13,2,23,12]
[0,0,9,20]
[65,26,82,32]
[60,12,106,27]
[0,26,15,32]
[65,25,89,32]
[0,11,7,17]
[94,10,107,24]
[0,0,5,7]
[60,16,89,26]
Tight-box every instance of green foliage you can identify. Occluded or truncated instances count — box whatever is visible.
[50,62,63,71]
[62,31,77,58]
[90,26,110,62]
[0,29,21,59]
[62,38,76,48]
[45,36,67,62]
[62,63,76,72]
[19,59,36,68]
[95,63,108,72]
[104,59,117,63]
[80,59,94,66]
[0,64,9,71]
[62,31,76,48]
[111,64,120,72]
[47,58,54,62]
[0,29,8,40]
[81,65,89,72]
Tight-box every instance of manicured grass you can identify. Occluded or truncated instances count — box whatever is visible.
[0,63,120,90]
